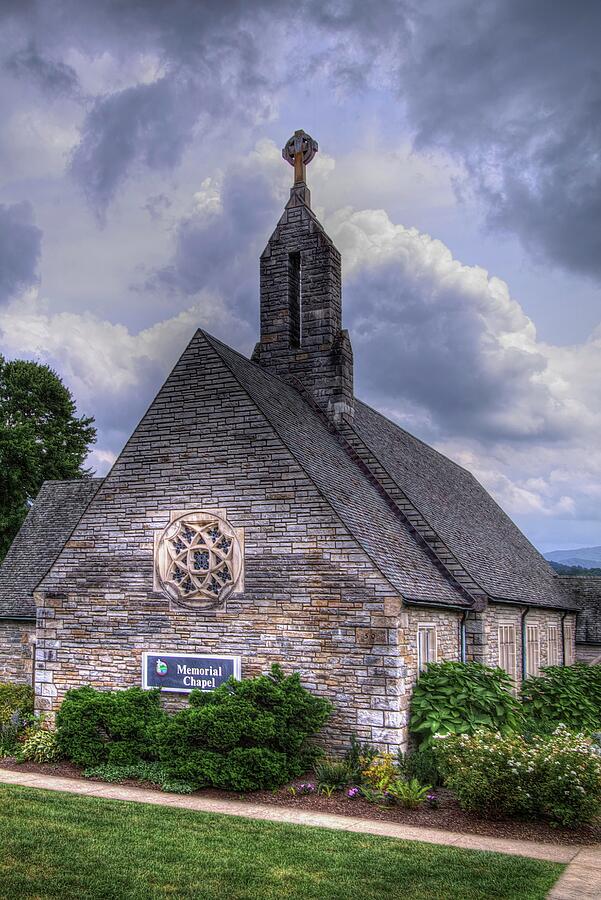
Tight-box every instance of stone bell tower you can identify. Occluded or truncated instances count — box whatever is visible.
[252,130,354,424]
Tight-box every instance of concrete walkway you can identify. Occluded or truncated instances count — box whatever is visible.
[1,768,600,897]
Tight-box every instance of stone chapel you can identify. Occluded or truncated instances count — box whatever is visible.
[0,131,583,752]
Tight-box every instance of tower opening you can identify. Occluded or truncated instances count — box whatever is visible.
[288,251,301,348]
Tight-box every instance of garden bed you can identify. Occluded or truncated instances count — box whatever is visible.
[2,757,599,847]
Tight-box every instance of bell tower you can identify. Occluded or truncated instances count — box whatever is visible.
[252,130,354,424]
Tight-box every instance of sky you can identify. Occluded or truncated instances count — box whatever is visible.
[0,0,600,554]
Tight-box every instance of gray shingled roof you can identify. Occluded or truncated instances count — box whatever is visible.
[352,400,574,610]
[205,332,469,607]
[0,479,103,618]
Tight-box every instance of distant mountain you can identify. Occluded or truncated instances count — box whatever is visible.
[545,546,601,568]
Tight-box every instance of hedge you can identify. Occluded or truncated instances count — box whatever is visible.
[55,665,332,790]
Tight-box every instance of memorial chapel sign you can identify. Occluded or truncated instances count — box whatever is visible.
[142,652,241,693]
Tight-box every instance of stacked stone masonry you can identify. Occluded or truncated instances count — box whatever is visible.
[0,620,35,683]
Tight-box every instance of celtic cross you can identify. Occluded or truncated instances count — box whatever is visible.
[282,130,318,184]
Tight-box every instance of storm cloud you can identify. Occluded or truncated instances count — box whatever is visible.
[399,0,601,279]
[0,202,41,304]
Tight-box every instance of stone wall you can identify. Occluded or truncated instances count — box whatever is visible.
[484,604,576,684]
[0,619,35,684]
[34,331,406,753]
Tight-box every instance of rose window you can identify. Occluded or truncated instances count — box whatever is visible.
[155,512,243,608]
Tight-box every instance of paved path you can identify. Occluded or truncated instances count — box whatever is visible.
[1,768,600,896]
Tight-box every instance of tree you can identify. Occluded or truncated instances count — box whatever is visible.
[0,355,96,561]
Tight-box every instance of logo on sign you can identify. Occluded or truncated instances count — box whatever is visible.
[155,658,168,677]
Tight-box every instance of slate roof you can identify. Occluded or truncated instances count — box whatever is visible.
[352,400,575,610]
[205,332,470,607]
[0,479,103,619]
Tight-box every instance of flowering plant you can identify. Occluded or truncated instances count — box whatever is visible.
[426,791,439,809]
[297,782,315,795]
[347,786,360,798]
[434,726,601,826]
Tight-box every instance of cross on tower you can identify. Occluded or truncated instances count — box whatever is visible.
[282,130,319,184]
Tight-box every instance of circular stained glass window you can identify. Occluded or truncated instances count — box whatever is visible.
[155,512,243,609]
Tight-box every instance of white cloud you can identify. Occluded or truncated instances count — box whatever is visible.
[0,288,254,470]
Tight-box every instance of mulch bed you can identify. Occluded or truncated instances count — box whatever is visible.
[2,758,600,847]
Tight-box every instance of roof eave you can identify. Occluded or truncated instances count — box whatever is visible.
[489,595,580,613]
[403,596,472,612]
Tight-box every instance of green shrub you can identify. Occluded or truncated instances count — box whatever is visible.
[522,664,601,734]
[0,682,35,757]
[56,686,165,767]
[313,758,354,790]
[387,777,431,809]
[158,665,332,791]
[434,726,601,827]
[344,735,379,782]
[18,728,61,763]
[0,682,34,727]
[410,661,523,747]
[398,746,441,787]
[0,722,20,758]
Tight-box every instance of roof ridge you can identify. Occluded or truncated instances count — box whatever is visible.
[40,477,104,486]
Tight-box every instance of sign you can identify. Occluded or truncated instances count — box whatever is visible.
[142,652,241,693]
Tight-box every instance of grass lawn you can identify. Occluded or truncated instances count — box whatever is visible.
[0,785,563,900]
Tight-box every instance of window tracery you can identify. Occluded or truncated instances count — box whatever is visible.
[155,511,243,609]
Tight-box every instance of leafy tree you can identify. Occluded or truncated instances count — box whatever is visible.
[0,355,96,560]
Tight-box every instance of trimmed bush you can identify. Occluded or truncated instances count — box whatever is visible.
[522,664,601,734]
[410,661,523,746]
[56,686,165,767]
[158,664,332,790]
[435,726,601,827]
